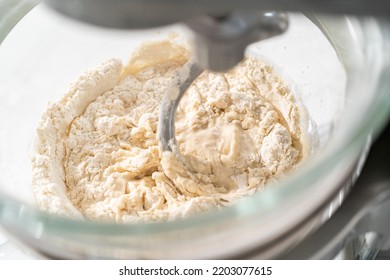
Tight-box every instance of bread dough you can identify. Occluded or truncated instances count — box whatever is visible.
[31,40,309,223]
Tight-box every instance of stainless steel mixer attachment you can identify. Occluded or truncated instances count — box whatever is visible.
[185,11,289,72]
[158,11,288,153]
[158,62,203,153]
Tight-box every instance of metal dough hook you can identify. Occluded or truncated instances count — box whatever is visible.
[158,11,289,153]
[158,62,203,153]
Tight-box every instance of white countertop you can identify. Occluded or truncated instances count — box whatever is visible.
[0,230,36,259]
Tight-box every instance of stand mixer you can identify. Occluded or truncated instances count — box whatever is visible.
[44,0,390,156]
[0,0,390,259]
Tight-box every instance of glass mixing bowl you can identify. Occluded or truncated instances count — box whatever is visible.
[0,1,389,259]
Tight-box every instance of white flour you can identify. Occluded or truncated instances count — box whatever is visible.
[31,41,309,223]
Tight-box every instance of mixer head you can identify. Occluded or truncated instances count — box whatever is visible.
[43,0,390,71]
[44,1,292,72]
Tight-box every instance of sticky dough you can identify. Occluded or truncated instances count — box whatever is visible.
[31,41,309,223]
